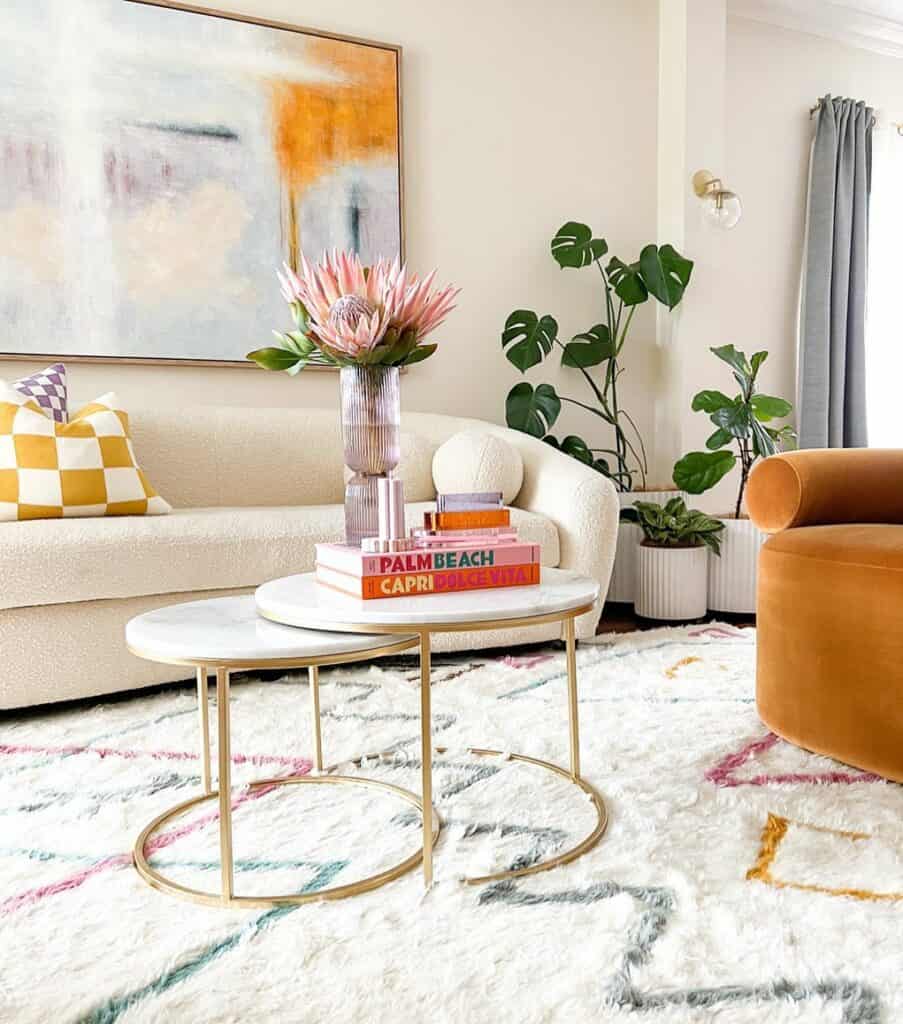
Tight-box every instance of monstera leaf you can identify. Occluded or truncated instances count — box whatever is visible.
[638,244,694,309]
[606,257,648,306]
[672,450,736,494]
[551,222,608,269]
[502,310,557,371]
[505,382,561,438]
[561,325,614,368]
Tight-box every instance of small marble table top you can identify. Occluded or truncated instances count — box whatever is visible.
[126,595,417,666]
[255,567,599,632]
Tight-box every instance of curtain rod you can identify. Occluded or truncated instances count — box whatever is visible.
[809,98,899,133]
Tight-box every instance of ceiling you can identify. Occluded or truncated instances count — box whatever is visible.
[729,0,903,58]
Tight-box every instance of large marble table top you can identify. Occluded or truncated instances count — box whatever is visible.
[255,567,599,632]
[126,595,417,666]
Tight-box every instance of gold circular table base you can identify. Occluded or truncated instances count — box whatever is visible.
[337,746,608,887]
[133,774,441,910]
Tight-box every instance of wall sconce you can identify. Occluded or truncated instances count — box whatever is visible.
[692,169,742,229]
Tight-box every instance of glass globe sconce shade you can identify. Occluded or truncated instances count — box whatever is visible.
[692,169,742,230]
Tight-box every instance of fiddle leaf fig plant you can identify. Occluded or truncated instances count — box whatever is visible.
[501,222,694,492]
[673,345,796,518]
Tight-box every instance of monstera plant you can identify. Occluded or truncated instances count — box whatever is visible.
[501,221,693,491]
[673,345,796,518]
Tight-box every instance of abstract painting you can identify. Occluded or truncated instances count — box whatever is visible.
[0,0,402,365]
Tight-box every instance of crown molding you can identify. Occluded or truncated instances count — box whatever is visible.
[728,0,903,60]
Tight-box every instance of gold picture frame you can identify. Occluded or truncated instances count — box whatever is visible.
[0,0,404,369]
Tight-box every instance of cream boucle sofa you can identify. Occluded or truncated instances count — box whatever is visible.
[0,407,618,709]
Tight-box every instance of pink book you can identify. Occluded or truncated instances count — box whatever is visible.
[317,561,540,599]
[411,527,519,544]
[315,541,540,578]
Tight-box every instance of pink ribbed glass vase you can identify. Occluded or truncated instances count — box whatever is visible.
[340,365,401,546]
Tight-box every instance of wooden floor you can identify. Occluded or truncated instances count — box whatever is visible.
[597,602,755,635]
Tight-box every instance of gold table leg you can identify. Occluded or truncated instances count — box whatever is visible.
[196,665,212,795]
[309,665,323,772]
[216,666,234,903]
[564,616,580,778]
[419,631,433,889]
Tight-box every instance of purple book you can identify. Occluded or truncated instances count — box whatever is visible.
[437,491,503,512]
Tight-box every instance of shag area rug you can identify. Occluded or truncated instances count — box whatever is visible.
[1,624,901,1023]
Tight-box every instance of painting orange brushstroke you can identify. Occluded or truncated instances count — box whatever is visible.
[270,38,398,268]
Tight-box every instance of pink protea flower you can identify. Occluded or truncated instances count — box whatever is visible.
[278,249,459,362]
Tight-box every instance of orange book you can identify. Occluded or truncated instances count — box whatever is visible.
[316,561,539,600]
[423,508,510,531]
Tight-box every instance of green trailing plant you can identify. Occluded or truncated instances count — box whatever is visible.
[622,497,725,555]
[672,345,796,519]
[501,222,693,492]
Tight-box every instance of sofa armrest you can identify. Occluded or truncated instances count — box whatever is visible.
[491,426,619,638]
[747,450,903,533]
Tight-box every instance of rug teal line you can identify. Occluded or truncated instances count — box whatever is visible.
[76,860,345,1024]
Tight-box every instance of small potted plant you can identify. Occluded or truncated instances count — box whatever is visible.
[672,345,796,613]
[623,497,724,621]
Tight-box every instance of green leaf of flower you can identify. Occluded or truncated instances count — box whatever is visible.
[403,343,438,366]
[501,310,557,372]
[551,222,608,269]
[281,331,316,358]
[246,347,306,372]
[505,382,561,437]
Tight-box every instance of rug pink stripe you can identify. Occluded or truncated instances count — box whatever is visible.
[706,732,881,788]
[0,769,305,916]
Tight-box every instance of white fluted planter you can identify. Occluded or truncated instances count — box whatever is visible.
[707,516,765,614]
[635,543,708,621]
[608,489,686,604]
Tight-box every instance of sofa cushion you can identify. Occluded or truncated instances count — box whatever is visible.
[6,363,68,424]
[431,429,524,505]
[764,523,903,570]
[0,387,170,522]
[0,501,560,612]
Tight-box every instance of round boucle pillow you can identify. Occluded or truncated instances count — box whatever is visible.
[431,430,524,505]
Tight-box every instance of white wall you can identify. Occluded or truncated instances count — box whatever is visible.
[677,14,903,511]
[3,0,659,440]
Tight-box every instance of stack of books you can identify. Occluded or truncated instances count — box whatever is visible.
[316,491,541,600]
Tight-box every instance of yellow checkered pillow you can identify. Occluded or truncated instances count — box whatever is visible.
[0,385,170,521]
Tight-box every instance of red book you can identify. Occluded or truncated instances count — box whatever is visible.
[316,562,540,600]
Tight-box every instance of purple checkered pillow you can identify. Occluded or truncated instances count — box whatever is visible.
[7,363,68,424]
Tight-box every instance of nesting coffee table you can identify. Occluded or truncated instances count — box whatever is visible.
[126,596,428,908]
[256,567,607,889]
[128,568,607,908]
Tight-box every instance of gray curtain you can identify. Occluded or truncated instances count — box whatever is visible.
[798,95,873,448]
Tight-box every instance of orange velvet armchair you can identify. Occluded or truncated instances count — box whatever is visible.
[746,449,903,782]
